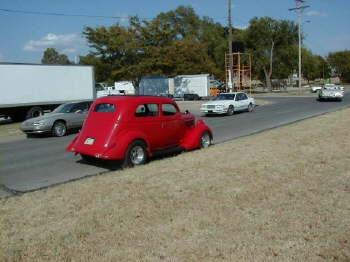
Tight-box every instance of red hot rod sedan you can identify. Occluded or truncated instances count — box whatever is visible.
[66,96,213,167]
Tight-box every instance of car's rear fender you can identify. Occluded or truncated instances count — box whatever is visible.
[180,120,213,150]
[66,134,79,152]
[102,130,151,160]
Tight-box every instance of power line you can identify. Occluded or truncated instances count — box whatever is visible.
[0,8,152,20]
[0,8,248,24]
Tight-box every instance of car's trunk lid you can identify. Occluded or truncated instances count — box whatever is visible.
[71,110,121,155]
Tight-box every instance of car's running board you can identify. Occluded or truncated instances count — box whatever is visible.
[152,146,185,157]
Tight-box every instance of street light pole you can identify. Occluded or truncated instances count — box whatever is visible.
[289,0,309,93]
[228,0,234,92]
[298,9,302,92]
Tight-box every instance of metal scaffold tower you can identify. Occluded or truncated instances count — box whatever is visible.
[225,52,252,94]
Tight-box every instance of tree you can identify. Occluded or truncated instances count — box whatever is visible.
[82,6,220,93]
[302,51,330,82]
[245,17,298,89]
[41,48,71,64]
[79,54,111,83]
[327,50,350,82]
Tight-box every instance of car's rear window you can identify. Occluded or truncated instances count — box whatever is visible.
[94,103,116,113]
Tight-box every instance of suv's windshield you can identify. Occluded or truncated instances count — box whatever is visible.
[215,94,235,100]
[53,103,76,113]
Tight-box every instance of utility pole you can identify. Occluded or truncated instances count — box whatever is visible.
[289,0,309,93]
[228,0,234,92]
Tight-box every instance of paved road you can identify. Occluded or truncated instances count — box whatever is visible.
[1,93,349,194]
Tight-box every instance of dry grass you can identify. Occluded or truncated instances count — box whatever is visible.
[0,121,22,137]
[1,108,350,261]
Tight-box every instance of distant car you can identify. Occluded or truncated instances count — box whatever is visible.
[20,101,92,137]
[318,84,344,102]
[311,86,322,93]
[183,93,201,101]
[66,96,213,167]
[159,93,174,99]
[200,92,255,116]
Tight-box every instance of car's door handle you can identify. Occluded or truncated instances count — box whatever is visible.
[161,122,166,128]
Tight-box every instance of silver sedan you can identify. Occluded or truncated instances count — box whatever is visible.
[20,101,92,137]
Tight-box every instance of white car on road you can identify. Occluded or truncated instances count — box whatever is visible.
[318,84,344,102]
[311,86,322,93]
[200,92,255,116]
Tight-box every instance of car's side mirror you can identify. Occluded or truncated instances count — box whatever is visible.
[75,109,83,114]
[185,110,190,114]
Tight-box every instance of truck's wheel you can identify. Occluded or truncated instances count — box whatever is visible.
[200,131,212,148]
[26,107,44,119]
[122,140,148,168]
[52,121,67,137]
[226,105,234,116]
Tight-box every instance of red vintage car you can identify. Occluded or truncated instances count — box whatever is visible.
[66,95,213,167]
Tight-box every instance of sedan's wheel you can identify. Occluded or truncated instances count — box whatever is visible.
[52,121,67,137]
[123,140,148,168]
[226,105,234,116]
[200,131,212,148]
[247,103,254,112]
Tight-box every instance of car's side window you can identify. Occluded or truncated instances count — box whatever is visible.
[71,103,87,113]
[235,94,241,101]
[241,93,248,100]
[162,104,177,116]
[135,104,159,117]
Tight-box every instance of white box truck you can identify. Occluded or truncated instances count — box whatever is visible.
[0,63,95,121]
[174,74,210,98]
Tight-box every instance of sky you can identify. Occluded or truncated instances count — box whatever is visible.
[0,0,349,63]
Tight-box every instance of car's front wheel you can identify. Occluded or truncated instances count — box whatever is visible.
[247,103,254,112]
[123,140,148,168]
[226,105,234,116]
[52,121,67,137]
[200,131,212,148]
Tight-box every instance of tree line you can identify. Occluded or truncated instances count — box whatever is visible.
[41,6,350,90]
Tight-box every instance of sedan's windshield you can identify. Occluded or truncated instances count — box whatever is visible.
[324,86,340,90]
[215,94,235,100]
[53,103,76,113]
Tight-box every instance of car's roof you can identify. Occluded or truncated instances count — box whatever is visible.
[219,92,244,95]
[95,95,175,105]
[63,100,92,105]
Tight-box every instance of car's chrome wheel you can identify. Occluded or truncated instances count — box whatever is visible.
[123,140,148,168]
[200,132,211,148]
[52,121,67,137]
[130,145,146,165]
